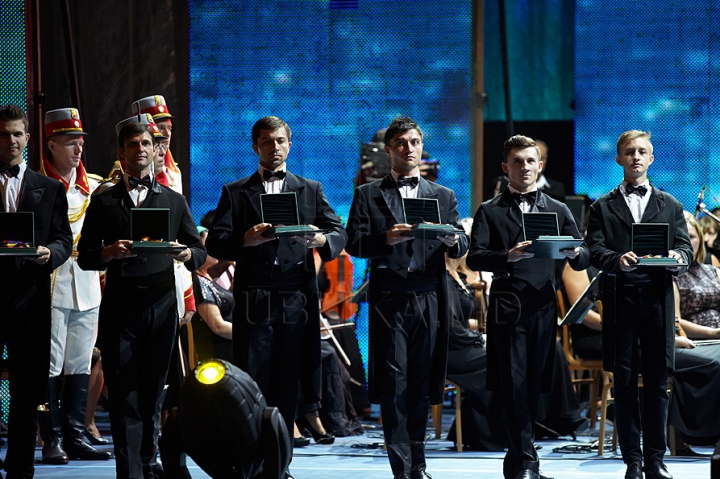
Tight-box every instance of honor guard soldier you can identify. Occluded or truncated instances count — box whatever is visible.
[37,108,113,464]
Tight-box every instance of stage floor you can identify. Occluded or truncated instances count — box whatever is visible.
[22,415,714,479]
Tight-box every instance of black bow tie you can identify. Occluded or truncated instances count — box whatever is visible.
[263,169,286,181]
[625,184,648,197]
[128,175,152,190]
[397,176,419,188]
[512,191,536,205]
[0,163,20,177]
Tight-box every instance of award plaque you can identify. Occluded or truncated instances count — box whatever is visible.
[401,198,463,238]
[260,193,328,237]
[632,223,684,266]
[522,212,581,259]
[0,212,39,256]
[130,208,185,254]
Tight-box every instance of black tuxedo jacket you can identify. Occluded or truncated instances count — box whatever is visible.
[345,175,469,274]
[586,185,692,371]
[467,188,589,291]
[77,179,205,290]
[0,168,72,406]
[345,175,469,404]
[467,188,589,391]
[1,168,72,310]
[206,170,346,404]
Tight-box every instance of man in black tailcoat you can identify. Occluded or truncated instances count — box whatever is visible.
[345,116,468,479]
[77,122,205,479]
[0,104,73,479]
[586,130,691,479]
[206,116,346,479]
[467,135,589,479]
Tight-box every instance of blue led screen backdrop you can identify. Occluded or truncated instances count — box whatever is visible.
[188,0,472,379]
[575,1,720,211]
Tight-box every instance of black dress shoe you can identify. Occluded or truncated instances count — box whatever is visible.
[285,469,295,479]
[512,470,536,479]
[84,428,112,445]
[293,436,310,448]
[410,471,432,479]
[41,439,69,464]
[644,461,672,479]
[511,470,553,479]
[624,461,643,479]
[393,474,410,479]
[62,438,113,460]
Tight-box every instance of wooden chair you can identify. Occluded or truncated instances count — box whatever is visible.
[431,382,463,452]
[557,291,603,427]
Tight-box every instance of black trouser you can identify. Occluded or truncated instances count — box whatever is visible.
[100,285,177,479]
[238,287,307,459]
[488,291,555,479]
[613,284,668,464]
[0,294,52,478]
[375,290,438,476]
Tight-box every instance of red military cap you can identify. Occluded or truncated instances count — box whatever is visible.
[44,108,88,138]
[131,95,173,120]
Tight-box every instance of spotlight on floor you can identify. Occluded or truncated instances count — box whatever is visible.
[160,359,290,479]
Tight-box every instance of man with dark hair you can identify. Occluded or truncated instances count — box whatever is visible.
[586,130,691,479]
[206,115,346,479]
[37,108,112,464]
[467,135,589,479]
[0,104,73,478]
[78,122,205,479]
[346,116,468,479]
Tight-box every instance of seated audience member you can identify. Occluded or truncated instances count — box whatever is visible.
[699,214,720,265]
[670,214,720,449]
[675,214,720,332]
[192,225,233,363]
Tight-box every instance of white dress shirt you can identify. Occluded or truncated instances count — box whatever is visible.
[507,185,538,213]
[259,164,287,194]
[123,173,152,207]
[391,170,421,271]
[620,180,651,223]
[0,161,26,212]
[391,170,420,199]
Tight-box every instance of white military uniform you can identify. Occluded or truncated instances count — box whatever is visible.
[47,165,101,376]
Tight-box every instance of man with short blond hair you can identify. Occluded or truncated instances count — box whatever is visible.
[587,130,691,479]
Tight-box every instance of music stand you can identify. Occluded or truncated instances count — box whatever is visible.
[560,272,602,326]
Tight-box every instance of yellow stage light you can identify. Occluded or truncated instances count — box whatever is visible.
[195,360,226,385]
